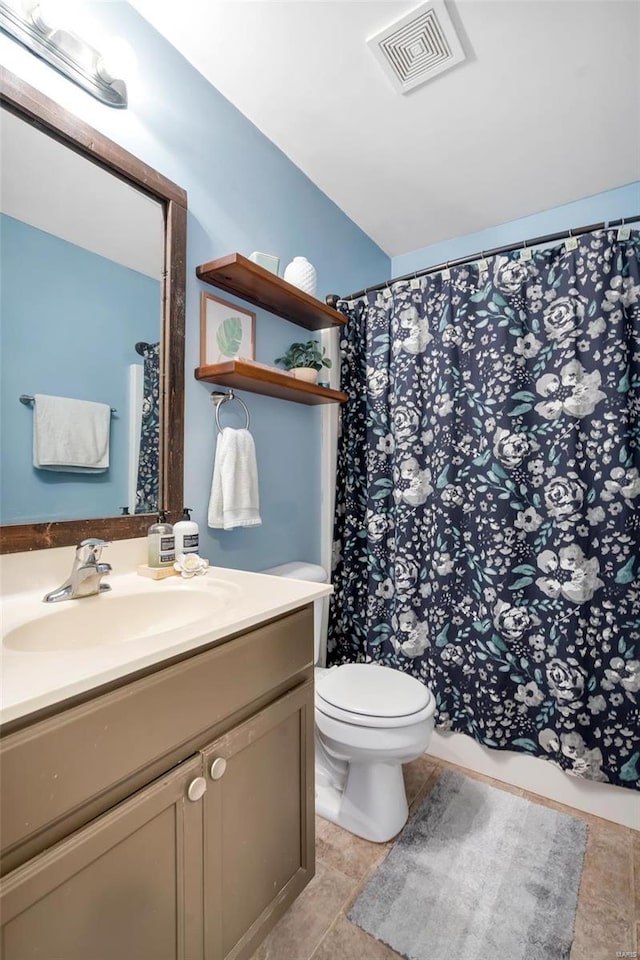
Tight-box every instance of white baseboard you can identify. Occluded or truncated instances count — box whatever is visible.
[427,729,639,830]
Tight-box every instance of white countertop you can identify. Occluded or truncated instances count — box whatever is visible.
[1,566,331,726]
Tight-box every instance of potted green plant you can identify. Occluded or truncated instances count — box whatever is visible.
[275,340,332,384]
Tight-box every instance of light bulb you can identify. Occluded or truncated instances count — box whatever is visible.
[96,37,136,83]
[30,0,71,33]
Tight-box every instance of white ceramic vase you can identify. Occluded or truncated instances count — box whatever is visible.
[290,367,318,383]
[284,257,317,296]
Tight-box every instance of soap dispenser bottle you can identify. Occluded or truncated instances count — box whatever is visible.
[147,511,175,567]
[174,507,199,557]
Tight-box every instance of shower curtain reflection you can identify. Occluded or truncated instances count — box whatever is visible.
[135,341,160,514]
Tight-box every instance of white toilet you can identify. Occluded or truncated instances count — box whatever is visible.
[263,562,436,843]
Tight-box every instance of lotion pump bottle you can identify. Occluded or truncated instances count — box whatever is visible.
[174,507,199,557]
[147,511,175,567]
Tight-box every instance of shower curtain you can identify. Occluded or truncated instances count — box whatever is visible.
[135,341,160,514]
[328,229,640,790]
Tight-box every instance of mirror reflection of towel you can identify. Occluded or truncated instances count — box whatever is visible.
[33,394,110,473]
[208,427,261,530]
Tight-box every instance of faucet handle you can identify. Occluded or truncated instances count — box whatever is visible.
[76,538,111,563]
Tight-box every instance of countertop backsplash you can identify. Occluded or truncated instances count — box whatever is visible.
[0,537,147,597]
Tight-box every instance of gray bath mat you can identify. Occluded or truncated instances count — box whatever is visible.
[348,769,587,960]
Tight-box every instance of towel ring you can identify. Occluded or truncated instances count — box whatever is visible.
[210,390,250,434]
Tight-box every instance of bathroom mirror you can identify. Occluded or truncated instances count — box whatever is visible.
[0,67,186,553]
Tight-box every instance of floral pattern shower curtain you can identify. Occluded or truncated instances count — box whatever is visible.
[135,341,160,514]
[328,229,640,790]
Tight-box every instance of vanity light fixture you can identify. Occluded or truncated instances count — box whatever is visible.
[0,0,128,107]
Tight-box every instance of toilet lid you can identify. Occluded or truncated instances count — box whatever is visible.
[316,664,432,719]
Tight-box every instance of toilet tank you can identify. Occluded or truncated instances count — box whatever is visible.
[261,562,328,663]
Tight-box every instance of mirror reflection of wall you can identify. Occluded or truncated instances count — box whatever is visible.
[0,106,164,524]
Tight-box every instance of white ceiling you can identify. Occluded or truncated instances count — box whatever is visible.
[1,108,163,278]
[131,0,640,257]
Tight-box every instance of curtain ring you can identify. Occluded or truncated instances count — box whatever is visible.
[211,390,250,434]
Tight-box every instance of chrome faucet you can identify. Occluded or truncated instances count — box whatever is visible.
[43,539,112,603]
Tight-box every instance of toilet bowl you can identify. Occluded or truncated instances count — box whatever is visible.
[262,562,436,843]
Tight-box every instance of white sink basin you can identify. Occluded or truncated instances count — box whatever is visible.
[0,561,332,725]
[3,579,241,652]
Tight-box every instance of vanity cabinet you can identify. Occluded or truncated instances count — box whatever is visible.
[202,682,314,958]
[0,606,315,960]
[1,755,205,960]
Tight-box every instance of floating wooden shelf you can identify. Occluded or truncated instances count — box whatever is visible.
[195,360,347,406]
[196,253,346,331]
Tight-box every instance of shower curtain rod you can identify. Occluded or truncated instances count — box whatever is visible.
[340,213,640,302]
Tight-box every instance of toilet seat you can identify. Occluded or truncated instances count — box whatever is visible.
[316,663,434,729]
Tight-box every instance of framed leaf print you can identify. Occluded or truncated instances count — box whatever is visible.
[200,292,256,366]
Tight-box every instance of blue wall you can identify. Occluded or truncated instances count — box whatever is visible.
[392,182,640,276]
[0,1,390,568]
[0,214,159,523]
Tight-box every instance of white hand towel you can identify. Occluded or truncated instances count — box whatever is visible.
[33,394,111,472]
[208,427,261,530]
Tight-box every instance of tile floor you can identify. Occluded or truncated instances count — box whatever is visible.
[251,757,639,960]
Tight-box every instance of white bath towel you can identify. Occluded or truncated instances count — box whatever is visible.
[33,394,111,472]
[208,427,261,530]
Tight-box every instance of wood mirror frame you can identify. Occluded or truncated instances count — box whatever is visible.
[0,67,186,554]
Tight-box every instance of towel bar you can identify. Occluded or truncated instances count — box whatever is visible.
[19,395,118,415]
[210,390,250,433]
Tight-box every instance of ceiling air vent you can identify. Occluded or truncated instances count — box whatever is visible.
[367,0,466,94]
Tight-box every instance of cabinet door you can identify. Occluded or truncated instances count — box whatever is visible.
[0,755,205,960]
[202,680,315,960]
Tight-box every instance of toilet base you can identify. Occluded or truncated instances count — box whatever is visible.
[316,760,409,843]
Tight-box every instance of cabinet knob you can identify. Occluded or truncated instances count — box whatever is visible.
[187,777,207,802]
[210,757,227,781]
